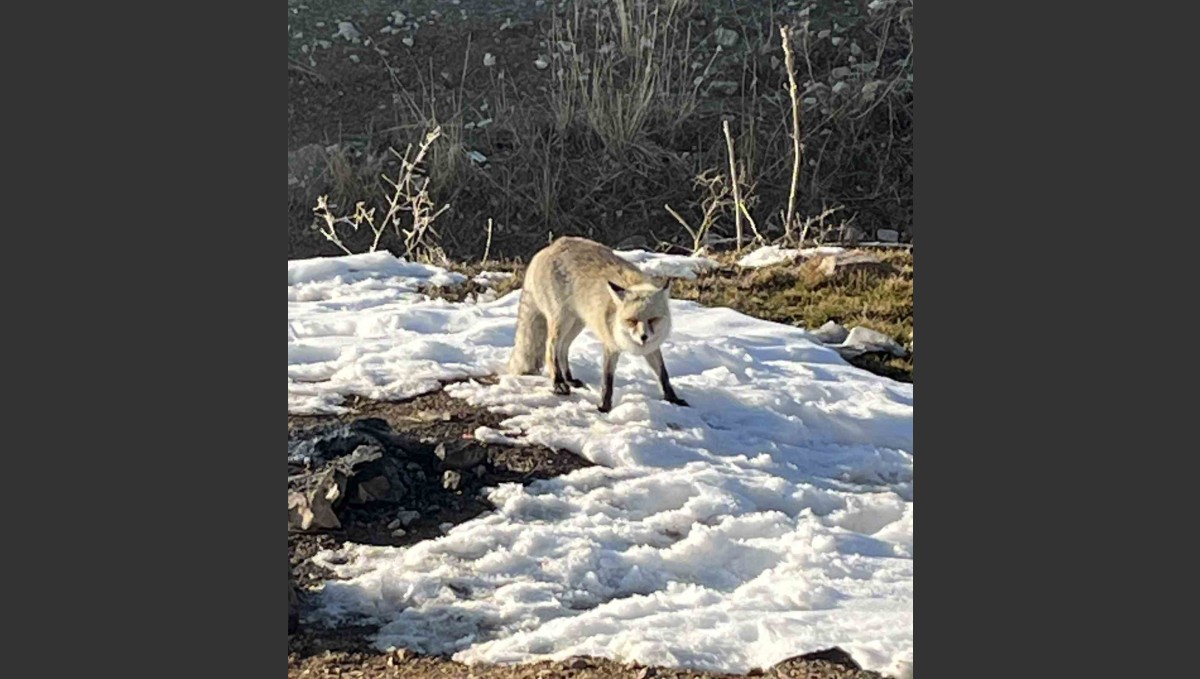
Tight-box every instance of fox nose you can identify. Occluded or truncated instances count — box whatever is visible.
[640,333,648,342]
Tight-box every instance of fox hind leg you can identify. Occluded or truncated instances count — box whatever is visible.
[545,324,570,395]
[558,319,585,388]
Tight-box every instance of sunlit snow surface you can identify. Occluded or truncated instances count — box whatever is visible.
[288,251,913,678]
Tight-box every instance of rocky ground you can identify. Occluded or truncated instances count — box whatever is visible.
[287,0,913,260]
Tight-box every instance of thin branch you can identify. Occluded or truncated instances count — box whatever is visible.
[722,119,743,250]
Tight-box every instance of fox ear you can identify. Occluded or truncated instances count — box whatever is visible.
[607,281,627,302]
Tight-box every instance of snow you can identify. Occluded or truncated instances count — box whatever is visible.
[613,249,718,280]
[472,271,515,287]
[289,252,913,677]
[736,245,846,269]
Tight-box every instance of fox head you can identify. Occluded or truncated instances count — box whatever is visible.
[607,279,673,355]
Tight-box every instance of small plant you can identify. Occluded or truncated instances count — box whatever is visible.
[312,127,450,262]
[665,169,732,255]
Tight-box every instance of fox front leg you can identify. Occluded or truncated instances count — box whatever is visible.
[646,349,688,407]
[598,349,620,413]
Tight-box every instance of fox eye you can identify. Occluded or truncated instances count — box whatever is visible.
[625,319,638,327]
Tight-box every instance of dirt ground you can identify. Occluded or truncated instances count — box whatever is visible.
[288,645,885,678]
[287,0,913,260]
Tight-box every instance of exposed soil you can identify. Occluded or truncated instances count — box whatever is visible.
[288,383,592,585]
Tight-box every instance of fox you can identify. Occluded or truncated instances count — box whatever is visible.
[508,236,689,413]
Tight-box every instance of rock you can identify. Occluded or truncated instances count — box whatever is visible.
[443,470,463,491]
[387,518,402,530]
[796,646,862,669]
[288,419,438,531]
[564,657,590,670]
[388,648,413,664]
[534,56,549,69]
[435,441,487,470]
[333,21,361,42]
[288,469,342,531]
[807,251,895,280]
[356,475,392,503]
[391,528,407,538]
[473,464,488,478]
[636,668,657,679]
[714,27,739,47]
[876,228,900,242]
[397,509,421,527]
[811,320,849,345]
[832,326,907,359]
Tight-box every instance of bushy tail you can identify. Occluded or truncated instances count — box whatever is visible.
[508,289,546,375]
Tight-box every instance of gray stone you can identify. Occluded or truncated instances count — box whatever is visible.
[356,475,392,503]
[833,326,908,359]
[443,470,463,491]
[795,646,862,669]
[287,465,343,531]
[714,27,739,48]
[876,228,900,242]
[811,320,849,345]
[435,441,486,470]
[396,509,421,527]
[808,251,895,279]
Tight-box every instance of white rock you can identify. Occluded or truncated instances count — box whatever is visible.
[714,27,739,47]
[812,320,849,345]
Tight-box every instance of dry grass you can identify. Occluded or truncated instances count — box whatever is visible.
[672,249,913,381]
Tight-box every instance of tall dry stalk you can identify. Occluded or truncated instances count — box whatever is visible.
[723,119,744,250]
[780,25,804,243]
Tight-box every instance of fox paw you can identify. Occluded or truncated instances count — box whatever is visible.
[666,397,690,407]
[566,378,585,388]
[552,382,571,396]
